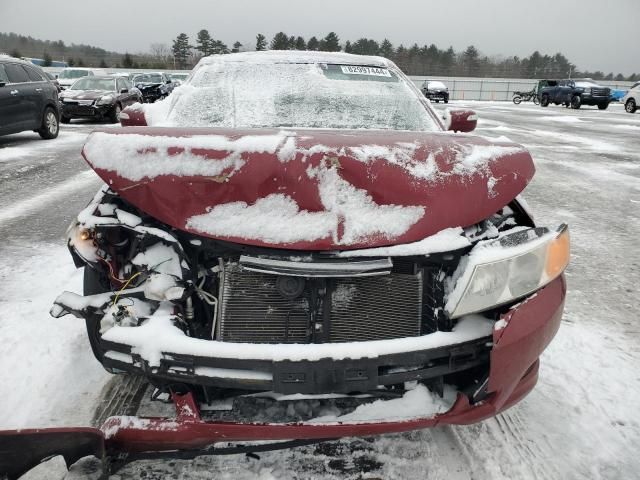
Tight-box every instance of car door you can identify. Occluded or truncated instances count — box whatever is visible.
[0,64,20,135]
[22,65,49,127]
[2,63,34,129]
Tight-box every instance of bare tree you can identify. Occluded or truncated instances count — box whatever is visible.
[149,43,171,68]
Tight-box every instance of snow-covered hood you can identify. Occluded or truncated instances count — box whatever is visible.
[81,127,535,250]
[60,89,112,101]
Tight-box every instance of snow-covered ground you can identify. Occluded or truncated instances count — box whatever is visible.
[0,103,638,479]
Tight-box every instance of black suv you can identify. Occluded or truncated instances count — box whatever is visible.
[538,79,611,110]
[0,56,60,139]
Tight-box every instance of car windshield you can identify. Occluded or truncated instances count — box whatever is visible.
[133,73,163,83]
[70,78,116,91]
[59,69,89,80]
[166,63,437,131]
[575,81,598,88]
[428,81,447,89]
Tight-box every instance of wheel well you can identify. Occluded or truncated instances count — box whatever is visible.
[43,102,59,117]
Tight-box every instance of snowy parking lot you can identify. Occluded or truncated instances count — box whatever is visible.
[0,101,638,479]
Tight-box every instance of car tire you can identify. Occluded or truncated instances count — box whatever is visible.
[570,96,581,109]
[37,107,59,139]
[109,103,122,123]
[444,98,449,104]
[540,94,549,107]
[83,267,112,364]
[513,95,522,105]
[625,99,637,113]
[597,102,609,110]
[60,115,71,124]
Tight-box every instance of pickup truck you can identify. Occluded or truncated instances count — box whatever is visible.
[538,79,611,110]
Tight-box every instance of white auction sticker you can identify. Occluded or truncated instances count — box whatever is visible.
[340,65,392,77]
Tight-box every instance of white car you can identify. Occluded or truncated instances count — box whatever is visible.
[622,82,640,113]
[57,67,108,90]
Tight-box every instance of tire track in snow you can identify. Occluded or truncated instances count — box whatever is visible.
[0,169,101,225]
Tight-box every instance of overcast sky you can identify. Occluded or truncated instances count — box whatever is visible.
[1,0,638,75]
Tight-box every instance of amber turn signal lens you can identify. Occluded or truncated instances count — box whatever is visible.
[545,227,570,278]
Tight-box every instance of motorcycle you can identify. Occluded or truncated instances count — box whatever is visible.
[512,89,540,105]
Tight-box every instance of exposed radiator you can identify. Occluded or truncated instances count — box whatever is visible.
[218,264,423,344]
[329,274,423,342]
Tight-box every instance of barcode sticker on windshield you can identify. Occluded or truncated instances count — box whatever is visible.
[340,66,392,77]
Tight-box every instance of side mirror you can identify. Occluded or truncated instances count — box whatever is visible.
[166,80,172,84]
[120,88,128,93]
[55,74,59,79]
[119,105,148,127]
[443,109,477,133]
[0,82,5,88]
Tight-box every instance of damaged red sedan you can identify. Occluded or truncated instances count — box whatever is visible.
[50,51,569,449]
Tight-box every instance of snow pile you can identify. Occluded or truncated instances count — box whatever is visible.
[337,227,470,257]
[83,131,293,182]
[187,165,425,245]
[186,194,336,244]
[101,311,494,364]
[310,384,456,424]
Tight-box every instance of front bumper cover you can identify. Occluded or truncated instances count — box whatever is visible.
[103,275,565,450]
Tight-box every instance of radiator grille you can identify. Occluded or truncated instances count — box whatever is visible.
[219,266,310,343]
[329,273,423,342]
[218,264,423,344]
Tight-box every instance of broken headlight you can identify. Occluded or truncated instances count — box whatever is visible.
[446,224,569,318]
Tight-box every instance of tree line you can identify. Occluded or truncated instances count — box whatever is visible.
[1,30,636,82]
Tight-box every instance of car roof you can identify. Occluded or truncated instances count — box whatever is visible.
[197,50,392,68]
[78,75,116,80]
[0,55,40,67]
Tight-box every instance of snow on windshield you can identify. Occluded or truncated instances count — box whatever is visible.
[59,69,89,79]
[70,78,115,91]
[159,63,438,131]
[428,81,447,89]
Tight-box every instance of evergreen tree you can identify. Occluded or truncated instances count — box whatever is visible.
[351,38,379,56]
[211,40,229,54]
[307,36,319,51]
[270,32,290,50]
[344,40,353,53]
[43,51,52,66]
[288,36,296,49]
[122,52,134,68]
[67,58,75,67]
[232,41,242,53]
[320,32,340,52]
[379,39,393,59]
[196,29,213,56]
[256,33,267,51]
[99,58,107,68]
[172,33,192,68]
[10,49,21,58]
[462,45,480,75]
[295,36,306,50]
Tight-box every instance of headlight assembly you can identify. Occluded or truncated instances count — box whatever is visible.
[445,224,570,318]
[96,95,114,105]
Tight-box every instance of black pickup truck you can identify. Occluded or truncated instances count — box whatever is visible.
[538,79,611,110]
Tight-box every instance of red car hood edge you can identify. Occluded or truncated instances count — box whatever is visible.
[81,127,535,250]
